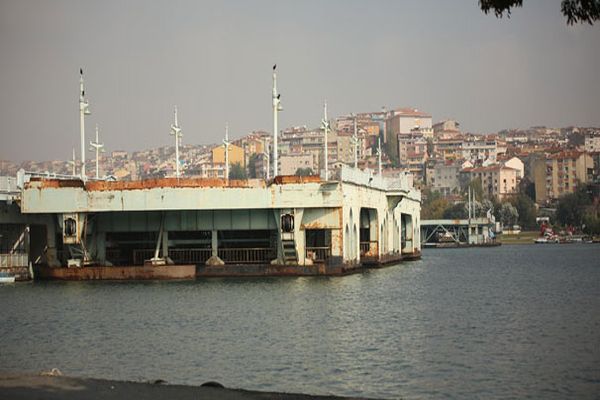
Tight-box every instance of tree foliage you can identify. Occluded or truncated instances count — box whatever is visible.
[421,191,450,219]
[498,202,519,227]
[555,186,592,227]
[247,153,259,179]
[229,162,247,180]
[479,0,600,25]
[295,167,314,176]
[510,194,537,230]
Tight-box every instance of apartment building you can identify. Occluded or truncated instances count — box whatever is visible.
[462,164,519,200]
[533,151,594,204]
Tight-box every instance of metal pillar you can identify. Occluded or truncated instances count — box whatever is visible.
[79,68,91,180]
[321,101,329,180]
[170,106,182,178]
[272,65,282,177]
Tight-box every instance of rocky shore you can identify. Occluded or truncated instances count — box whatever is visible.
[0,373,376,400]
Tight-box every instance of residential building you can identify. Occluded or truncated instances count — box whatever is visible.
[462,164,519,200]
[431,162,462,196]
[386,107,432,161]
[533,151,594,204]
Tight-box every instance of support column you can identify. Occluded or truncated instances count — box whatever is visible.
[162,231,169,263]
[205,230,224,265]
[211,230,218,257]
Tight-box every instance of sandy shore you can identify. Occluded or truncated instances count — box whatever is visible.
[0,373,375,400]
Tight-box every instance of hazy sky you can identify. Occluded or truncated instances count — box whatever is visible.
[1,0,599,162]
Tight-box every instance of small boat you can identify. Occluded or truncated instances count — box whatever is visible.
[534,236,559,244]
[0,272,16,283]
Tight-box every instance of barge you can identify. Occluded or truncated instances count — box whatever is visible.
[1,167,421,280]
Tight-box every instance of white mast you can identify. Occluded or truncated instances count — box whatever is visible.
[170,106,182,178]
[89,124,105,179]
[223,122,230,181]
[377,136,382,175]
[79,68,91,180]
[272,64,282,177]
[352,113,358,168]
[263,149,270,180]
[68,147,77,176]
[321,100,329,180]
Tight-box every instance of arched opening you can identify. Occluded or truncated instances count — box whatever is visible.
[401,213,413,253]
[359,208,378,257]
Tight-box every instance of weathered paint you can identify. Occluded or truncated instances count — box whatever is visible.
[34,265,196,280]
[15,166,422,272]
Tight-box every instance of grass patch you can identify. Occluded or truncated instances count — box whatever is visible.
[499,231,539,245]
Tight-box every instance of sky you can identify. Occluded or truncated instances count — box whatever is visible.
[0,0,599,162]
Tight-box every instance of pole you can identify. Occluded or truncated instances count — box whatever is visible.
[272,65,282,177]
[89,124,104,179]
[377,137,382,175]
[79,69,91,180]
[322,101,329,180]
[170,106,182,178]
[353,114,358,168]
[224,122,230,181]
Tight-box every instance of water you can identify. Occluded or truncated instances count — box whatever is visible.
[1,244,599,399]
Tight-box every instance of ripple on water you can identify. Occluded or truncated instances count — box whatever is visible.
[1,245,599,399]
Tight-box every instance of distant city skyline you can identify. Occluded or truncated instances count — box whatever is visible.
[1,0,599,162]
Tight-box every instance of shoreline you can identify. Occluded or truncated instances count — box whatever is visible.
[0,373,379,400]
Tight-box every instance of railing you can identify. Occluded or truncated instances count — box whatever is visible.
[0,253,28,268]
[305,247,331,263]
[132,248,212,265]
[170,248,212,264]
[360,241,378,256]
[218,248,275,264]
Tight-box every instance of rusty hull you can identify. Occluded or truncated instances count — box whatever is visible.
[34,265,196,280]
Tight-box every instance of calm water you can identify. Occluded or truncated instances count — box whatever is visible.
[1,244,599,399]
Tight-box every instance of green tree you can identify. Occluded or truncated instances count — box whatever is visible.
[229,162,247,180]
[444,202,468,219]
[421,196,450,219]
[247,153,259,179]
[466,178,484,201]
[295,167,314,176]
[510,194,537,230]
[555,187,591,227]
[479,0,600,25]
[498,202,519,227]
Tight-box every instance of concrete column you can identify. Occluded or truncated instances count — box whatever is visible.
[162,231,169,261]
[272,209,283,263]
[211,230,218,257]
[293,208,305,265]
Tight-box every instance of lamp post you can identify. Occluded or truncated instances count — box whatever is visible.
[79,68,91,180]
[89,124,105,179]
[170,106,183,178]
[272,64,283,177]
